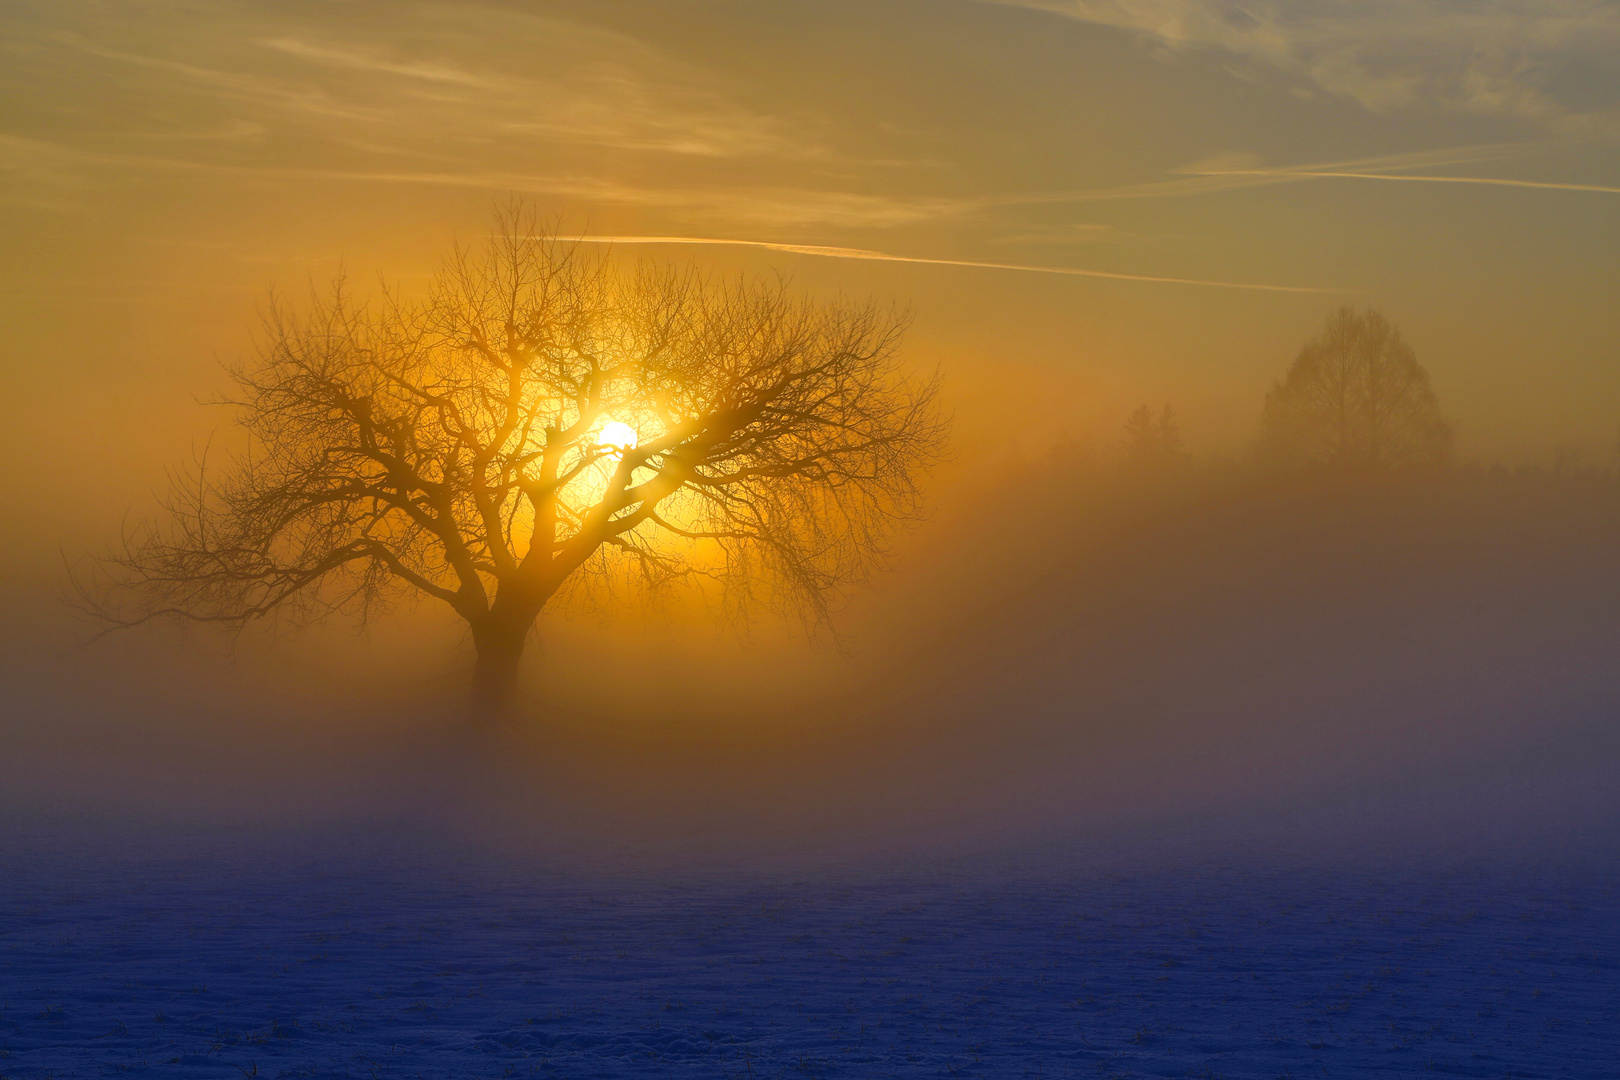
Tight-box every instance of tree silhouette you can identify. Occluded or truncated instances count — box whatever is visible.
[83,209,945,714]
[1122,404,1185,471]
[1259,307,1450,474]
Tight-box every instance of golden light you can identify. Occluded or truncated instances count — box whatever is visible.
[596,420,639,451]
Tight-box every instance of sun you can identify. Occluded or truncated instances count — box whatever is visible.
[596,420,638,451]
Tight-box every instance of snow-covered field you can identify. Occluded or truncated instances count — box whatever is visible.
[3,832,1617,1079]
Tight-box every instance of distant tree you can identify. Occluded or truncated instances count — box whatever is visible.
[1259,307,1450,473]
[1552,443,1588,477]
[1122,404,1185,471]
[80,208,946,716]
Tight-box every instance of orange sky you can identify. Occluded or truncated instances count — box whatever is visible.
[4,0,1619,572]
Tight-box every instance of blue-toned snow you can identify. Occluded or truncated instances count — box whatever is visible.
[2,836,1617,1079]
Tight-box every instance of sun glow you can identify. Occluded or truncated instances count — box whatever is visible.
[596,420,639,451]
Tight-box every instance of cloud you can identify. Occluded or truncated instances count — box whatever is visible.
[994,222,1119,245]
[990,0,1620,124]
[256,37,493,89]
[57,35,382,124]
[16,1,831,161]
[252,27,823,160]
[0,131,970,229]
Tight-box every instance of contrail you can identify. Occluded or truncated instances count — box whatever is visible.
[997,142,1556,204]
[1194,169,1620,196]
[574,236,1332,294]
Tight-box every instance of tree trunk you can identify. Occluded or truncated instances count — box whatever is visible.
[469,617,531,720]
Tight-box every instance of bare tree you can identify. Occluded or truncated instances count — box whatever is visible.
[1259,307,1450,473]
[82,208,946,714]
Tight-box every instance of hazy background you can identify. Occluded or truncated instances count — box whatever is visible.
[4,0,1620,863]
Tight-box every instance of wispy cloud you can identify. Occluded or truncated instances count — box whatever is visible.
[257,37,493,88]
[251,28,824,160]
[60,34,381,123]
[991,0,1620,125]
[0,132,970,229]
[21,3,833,161]
[993,222,1120,246]
[573,236,1334,293]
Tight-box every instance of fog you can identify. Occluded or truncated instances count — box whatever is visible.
[9,436,1620,872]
[6,0,1620,875]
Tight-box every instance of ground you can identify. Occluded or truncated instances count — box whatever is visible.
[3,828,1616,1078]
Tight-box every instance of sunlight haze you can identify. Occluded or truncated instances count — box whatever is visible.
[4,8,1620,1071]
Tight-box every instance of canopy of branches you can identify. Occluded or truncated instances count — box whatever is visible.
[1260,307,1450,474]
[93,211,945,682]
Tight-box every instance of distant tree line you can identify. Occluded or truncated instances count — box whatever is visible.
[1122,404,1185,472]
[1121,307,1453,478]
